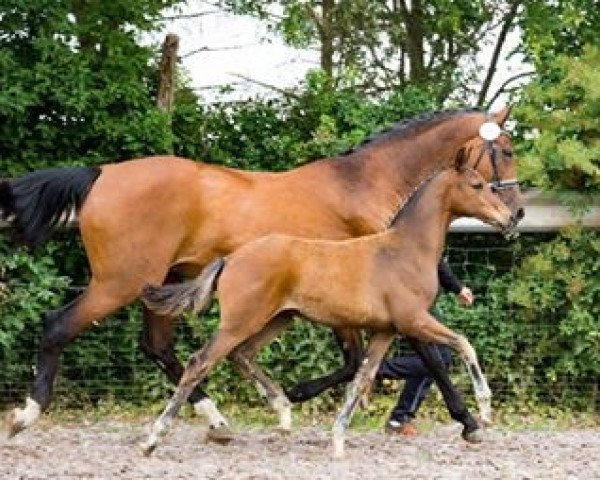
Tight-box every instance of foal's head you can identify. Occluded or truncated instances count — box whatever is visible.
[447,163,513,232]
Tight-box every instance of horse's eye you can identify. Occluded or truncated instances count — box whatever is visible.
[502,149,513,159]
[472,182,484,190]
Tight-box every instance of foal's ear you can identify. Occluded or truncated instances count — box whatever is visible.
[455,148,468,171]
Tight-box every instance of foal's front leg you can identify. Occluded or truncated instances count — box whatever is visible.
[406,312,492,432]
[407,338,482,442]
[286,327,363,402]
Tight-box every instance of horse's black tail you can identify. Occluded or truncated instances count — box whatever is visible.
[141,258,226,317]
[0,166,102,246]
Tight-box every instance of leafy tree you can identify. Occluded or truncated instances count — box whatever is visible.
[172,70,436,169]
[516,45,600,205]
[218,0,524,103]
[0,0,177,175]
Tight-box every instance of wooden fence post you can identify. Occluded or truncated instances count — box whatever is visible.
[157,33,179,114]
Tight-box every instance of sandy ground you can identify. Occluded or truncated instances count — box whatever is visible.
[1,419,599,479]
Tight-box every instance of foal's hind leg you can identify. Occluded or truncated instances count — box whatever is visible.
[286,327,363,402]
[332,331,395,459]
[140,306,232,442]
[141,328,244,456]
[6,280,134,438]
[228,314,294,431]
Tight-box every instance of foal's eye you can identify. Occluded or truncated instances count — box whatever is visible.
[502,149,513,159]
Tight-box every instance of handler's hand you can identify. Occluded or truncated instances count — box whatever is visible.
[457,286,474,306]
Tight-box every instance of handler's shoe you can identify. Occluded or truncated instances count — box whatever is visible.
[384,419,418,436]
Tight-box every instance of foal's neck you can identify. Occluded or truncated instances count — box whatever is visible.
[389,173,455,265]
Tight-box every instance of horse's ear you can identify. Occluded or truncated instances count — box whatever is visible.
[491,105,511,126]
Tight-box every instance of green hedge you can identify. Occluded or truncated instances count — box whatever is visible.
[1,230,597,412]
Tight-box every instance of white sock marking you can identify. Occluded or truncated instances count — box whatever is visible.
[193,398,229,428]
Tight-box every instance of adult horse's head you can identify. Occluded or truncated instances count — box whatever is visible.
[460,106,524,229]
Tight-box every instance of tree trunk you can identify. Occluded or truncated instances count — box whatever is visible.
[320,0,335,78]
[400,0,426,86]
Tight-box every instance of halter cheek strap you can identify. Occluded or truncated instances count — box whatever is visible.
[473,117,519,190]
[486,141,519,190]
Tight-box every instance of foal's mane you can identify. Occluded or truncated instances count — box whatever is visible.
[341,107,481,156]
[387,168,446,228]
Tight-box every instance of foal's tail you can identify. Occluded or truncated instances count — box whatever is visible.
[141,258,226,317]
[0,166,102,246]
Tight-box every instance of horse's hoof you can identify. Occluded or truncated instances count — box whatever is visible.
[5,409,26,439]
[205,424,234,445]
[139,441,156,457]
[462,427,484,443]
[285,386,311,404]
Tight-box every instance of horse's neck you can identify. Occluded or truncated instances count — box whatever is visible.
[389,175,454,266]
[336,112,481,231]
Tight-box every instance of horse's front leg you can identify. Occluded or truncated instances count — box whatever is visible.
[406,337,483,442]
[139,306,233,444]
[286,327,363,402]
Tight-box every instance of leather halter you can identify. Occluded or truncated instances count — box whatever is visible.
[472,131,519,191]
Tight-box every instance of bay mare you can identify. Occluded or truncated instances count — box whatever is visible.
[140,163,513,457]
[1,107,523,440]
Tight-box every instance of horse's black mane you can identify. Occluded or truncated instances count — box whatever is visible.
[341,107,481,156]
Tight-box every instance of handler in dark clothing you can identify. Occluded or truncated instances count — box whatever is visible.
[377,260,474,435]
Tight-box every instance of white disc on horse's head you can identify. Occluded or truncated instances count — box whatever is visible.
[479,122,501,141]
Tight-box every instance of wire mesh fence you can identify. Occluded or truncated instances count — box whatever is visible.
[0,232,597,412]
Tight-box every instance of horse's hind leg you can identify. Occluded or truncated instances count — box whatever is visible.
[286,327,363,402]
[332,331,394,458]
[228,314,293,431]
[139,306,231,441]
[6,280,133,438]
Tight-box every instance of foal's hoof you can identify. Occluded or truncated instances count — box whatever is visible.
[5,409,26,439]
[205,424,234,445]
[139,441,157,457]
[462,427,484,443]
[275,426,292,436]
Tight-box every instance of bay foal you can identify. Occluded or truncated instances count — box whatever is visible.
[140,162,512,457]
